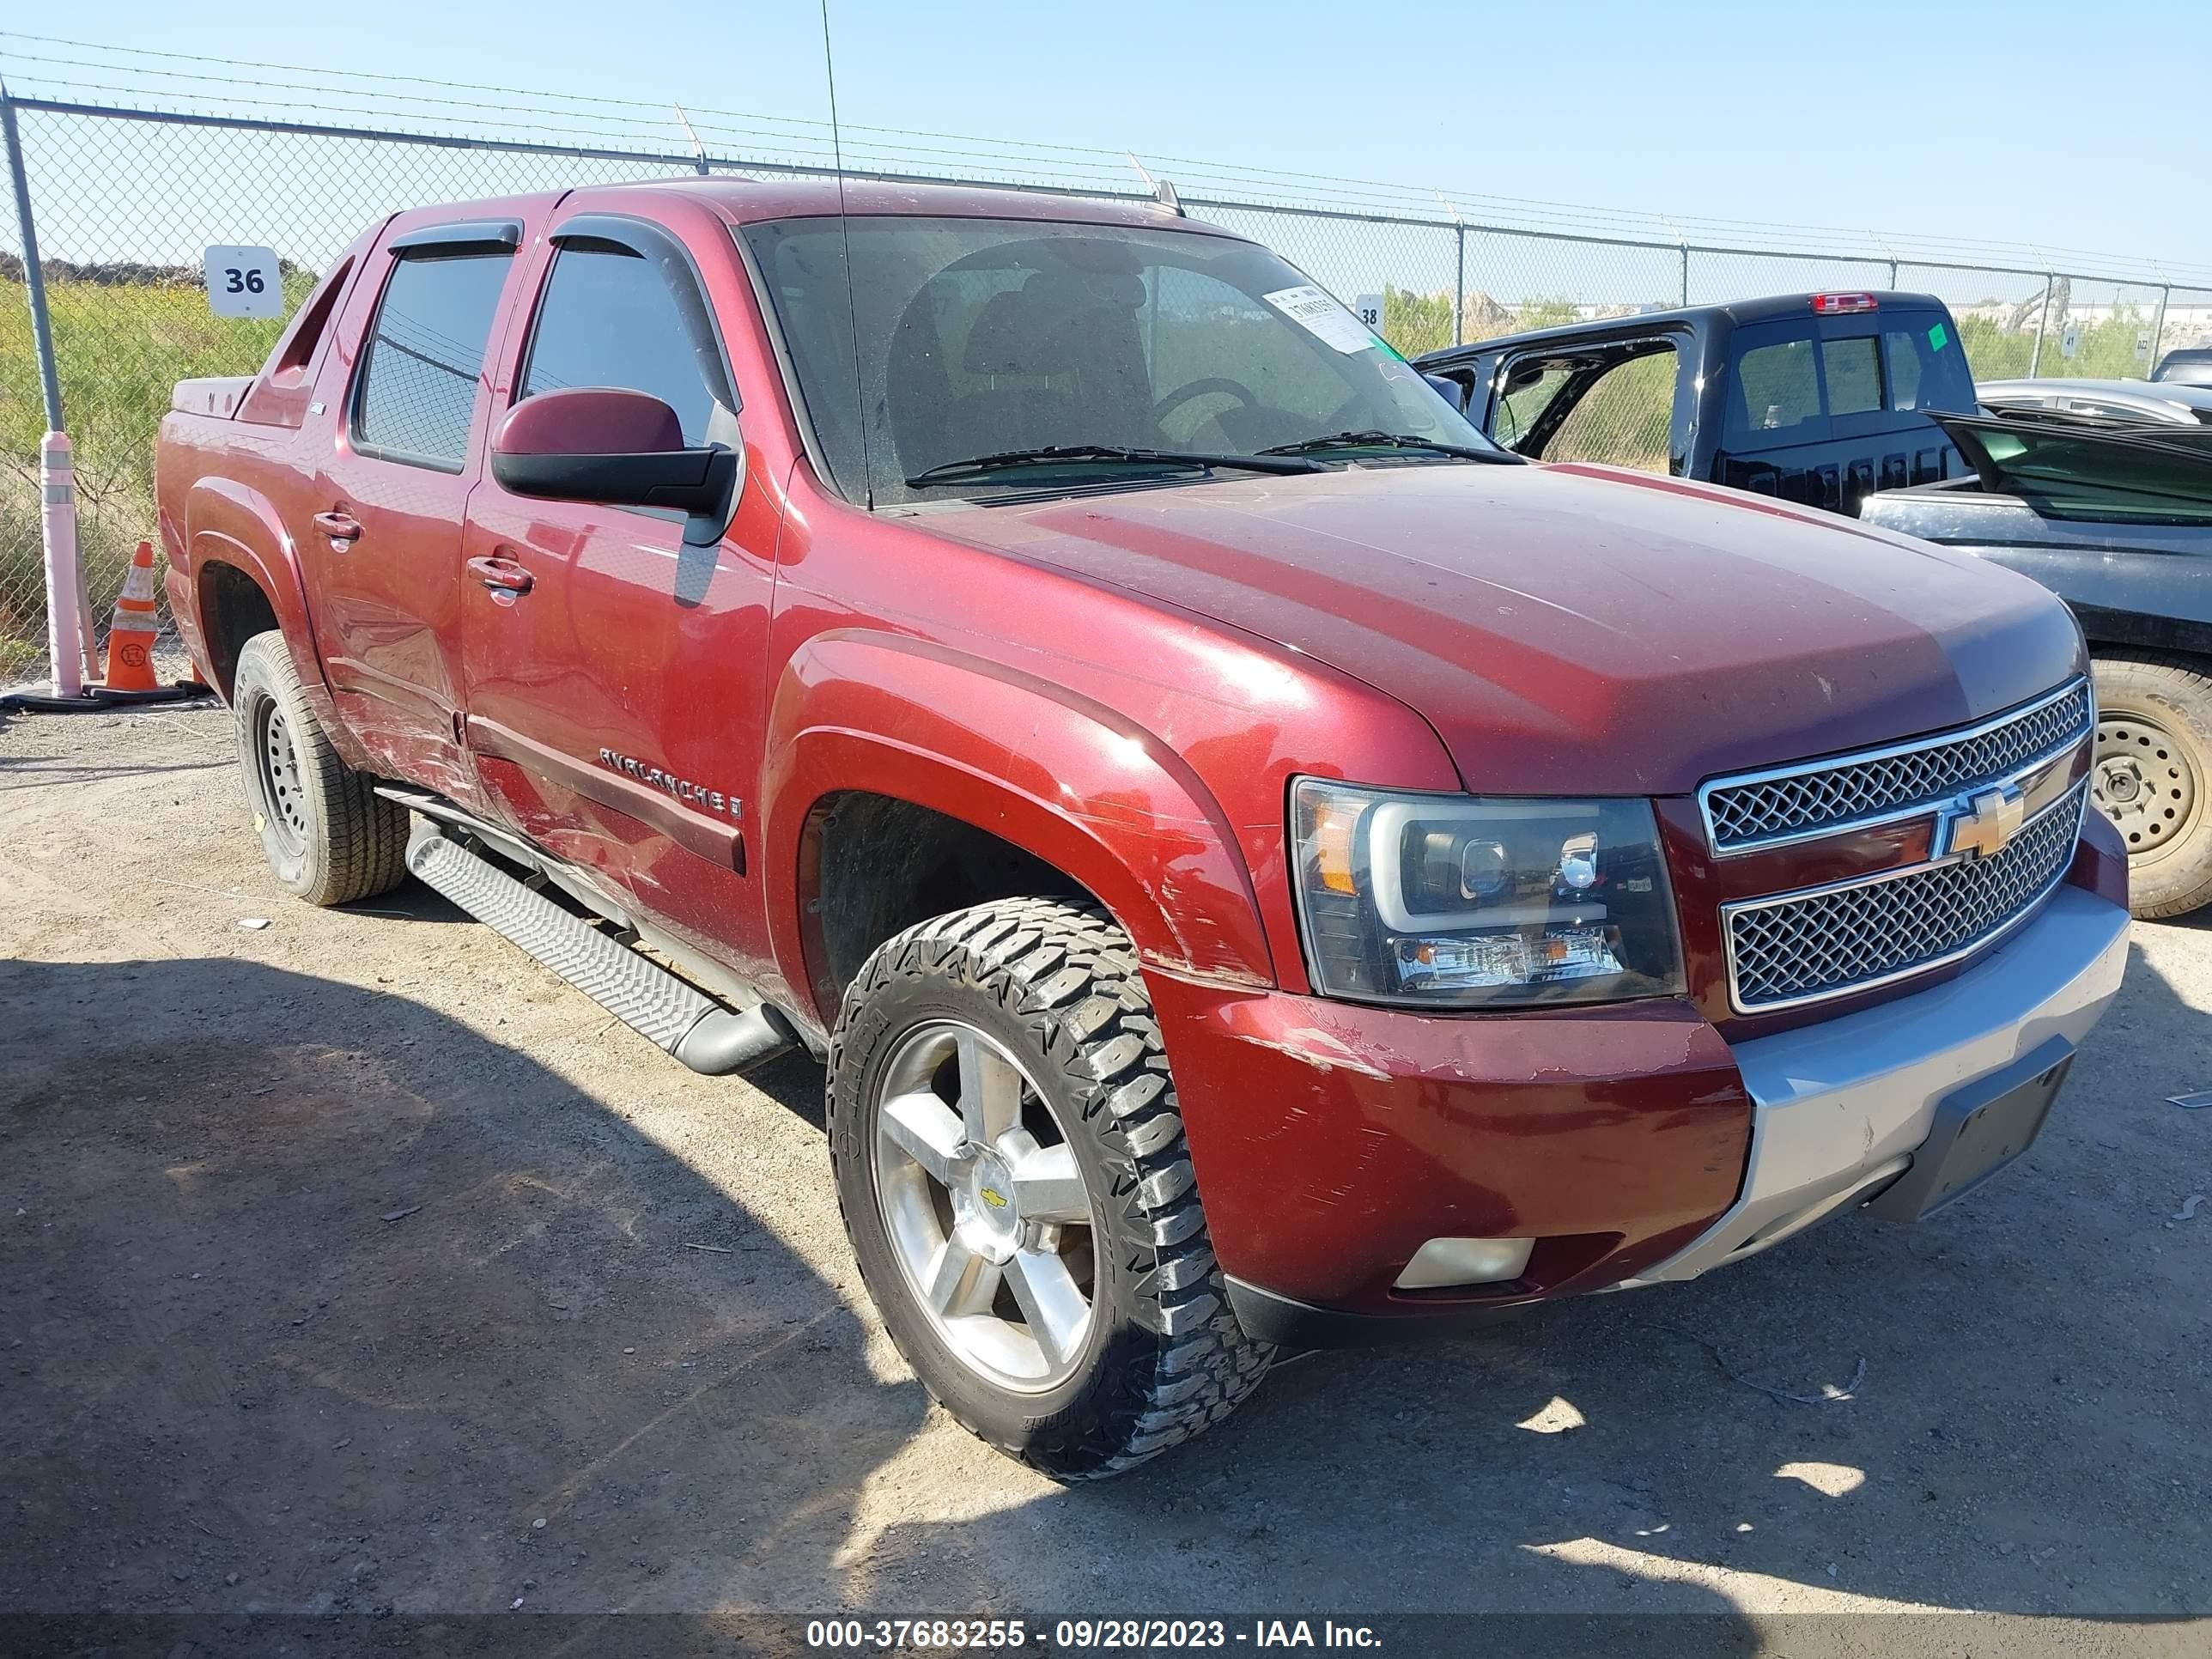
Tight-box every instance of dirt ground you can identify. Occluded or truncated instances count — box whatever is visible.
[3,701,2209,1651]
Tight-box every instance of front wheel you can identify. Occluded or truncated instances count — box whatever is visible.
[2092,653,2212,920]
[827,897,1271,1480]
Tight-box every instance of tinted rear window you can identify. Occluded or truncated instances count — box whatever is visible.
[1726,307,1972,441]
[1733,333,1820,434]
[1822,337,1882,416]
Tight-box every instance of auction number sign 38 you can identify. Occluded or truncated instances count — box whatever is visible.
[203,245,286,319]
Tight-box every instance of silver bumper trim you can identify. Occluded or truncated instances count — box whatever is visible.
[1622,884,2129,1287]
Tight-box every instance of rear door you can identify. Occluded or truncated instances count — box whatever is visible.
[1714,302,1975,513]
[309,217,523,793]
[459,206,782,962]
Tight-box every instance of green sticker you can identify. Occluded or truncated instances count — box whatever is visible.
[1929,321,1949,351]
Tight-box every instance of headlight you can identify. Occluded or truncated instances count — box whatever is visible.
[1290,778,1686,1008]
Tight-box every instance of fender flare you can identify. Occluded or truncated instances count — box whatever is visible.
[763,631,1276,1022]
[183,477,354,751]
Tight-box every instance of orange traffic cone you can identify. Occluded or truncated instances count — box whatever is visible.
[103,541,162,692]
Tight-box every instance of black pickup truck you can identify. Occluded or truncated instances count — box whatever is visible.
[1419,293,2212,917]
[1415,290,1978,513]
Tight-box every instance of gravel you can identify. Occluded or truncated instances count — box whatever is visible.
[2,701,2207,1634]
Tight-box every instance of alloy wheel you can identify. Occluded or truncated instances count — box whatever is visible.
[871,1019,1097,1392]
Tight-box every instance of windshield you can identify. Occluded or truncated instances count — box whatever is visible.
[739,215,1494,505]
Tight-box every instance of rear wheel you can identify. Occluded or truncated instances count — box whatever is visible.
[2092,652,2212,919]
[827,896,1271,1480]
[231,630,409,906]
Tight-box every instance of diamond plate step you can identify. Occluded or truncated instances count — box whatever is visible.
[404,829,792,1073]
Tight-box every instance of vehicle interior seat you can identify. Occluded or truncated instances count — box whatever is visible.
[888,270,1152,477]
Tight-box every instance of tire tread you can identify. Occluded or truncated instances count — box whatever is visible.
[2094,650,2212,920]
[827,896,1272,1480]
[235,631,410,907]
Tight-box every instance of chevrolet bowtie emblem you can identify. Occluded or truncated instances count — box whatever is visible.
[1939,783,2026,860]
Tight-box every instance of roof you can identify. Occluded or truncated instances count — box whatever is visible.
[1413,291,1952,370]
[619,174,1230,232]
[370,176,1242,252]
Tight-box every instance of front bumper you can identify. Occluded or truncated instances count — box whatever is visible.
[1618,882,2128,1285]
[1152,878,2128,1348]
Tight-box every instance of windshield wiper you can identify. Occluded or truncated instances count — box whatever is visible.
[1257,430,1519,463]
[906,443,1323,488]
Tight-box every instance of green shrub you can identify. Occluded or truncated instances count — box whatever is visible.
[1,271,302,672]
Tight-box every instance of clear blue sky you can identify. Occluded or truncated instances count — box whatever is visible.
[9,1,2209,272]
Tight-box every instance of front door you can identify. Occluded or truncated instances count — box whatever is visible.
[459,210,782,969]
[310,222,521,793]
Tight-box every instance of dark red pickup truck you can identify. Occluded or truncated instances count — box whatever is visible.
[158,178,2131,1479]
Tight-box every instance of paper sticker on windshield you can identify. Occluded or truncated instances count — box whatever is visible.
[1929,321,1949,351]
[1264,284,1378,355]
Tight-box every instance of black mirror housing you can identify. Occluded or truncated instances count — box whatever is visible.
[491,444,739,517]
[490,386,743,544]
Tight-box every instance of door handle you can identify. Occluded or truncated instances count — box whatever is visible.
[313,509,362,549]
[466,554,535,597]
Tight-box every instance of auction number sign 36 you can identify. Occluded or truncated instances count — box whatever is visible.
[204,245,286,319]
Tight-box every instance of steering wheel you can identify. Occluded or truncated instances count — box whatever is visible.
[1153,376,1260,429]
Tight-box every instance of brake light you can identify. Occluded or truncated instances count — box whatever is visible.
[1812,293,1879,314]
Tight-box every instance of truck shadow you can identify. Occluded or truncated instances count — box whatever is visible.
[0,954,926,1621]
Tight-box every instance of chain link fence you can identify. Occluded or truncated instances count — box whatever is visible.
[6,93,2210,685]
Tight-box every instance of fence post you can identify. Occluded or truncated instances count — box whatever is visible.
[2148,285,2170,374]
[1679,244,1689,307]
[2028,275,2054,379]
[3,85,87,697]
[1453,225,1465,347]
[673,106,711,175]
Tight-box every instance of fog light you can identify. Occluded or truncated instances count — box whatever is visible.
[1394,1237,1534,1291]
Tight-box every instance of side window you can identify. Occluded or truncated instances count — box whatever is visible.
[1734,336,1820,434]
[1881,316,1975,414]
[520,242,732,446]
[2071,400,2152,422]
[1543,346,1680,473]
[352,249,514,469]
[1820,336,1882,416]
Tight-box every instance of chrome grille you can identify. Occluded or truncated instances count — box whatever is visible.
[1701,681,2091,854]
[1723,785,2085,1012]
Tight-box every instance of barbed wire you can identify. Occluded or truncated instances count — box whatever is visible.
[3,28,2204,285]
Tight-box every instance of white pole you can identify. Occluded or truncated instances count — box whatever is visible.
[6,87,85,697]
[40,432,87,696]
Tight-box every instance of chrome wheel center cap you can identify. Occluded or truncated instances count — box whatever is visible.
[953,1146,1021,1261]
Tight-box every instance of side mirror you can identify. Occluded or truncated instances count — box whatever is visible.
[491,387,740,543]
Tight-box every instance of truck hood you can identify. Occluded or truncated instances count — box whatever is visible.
[927,461,2085,796]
